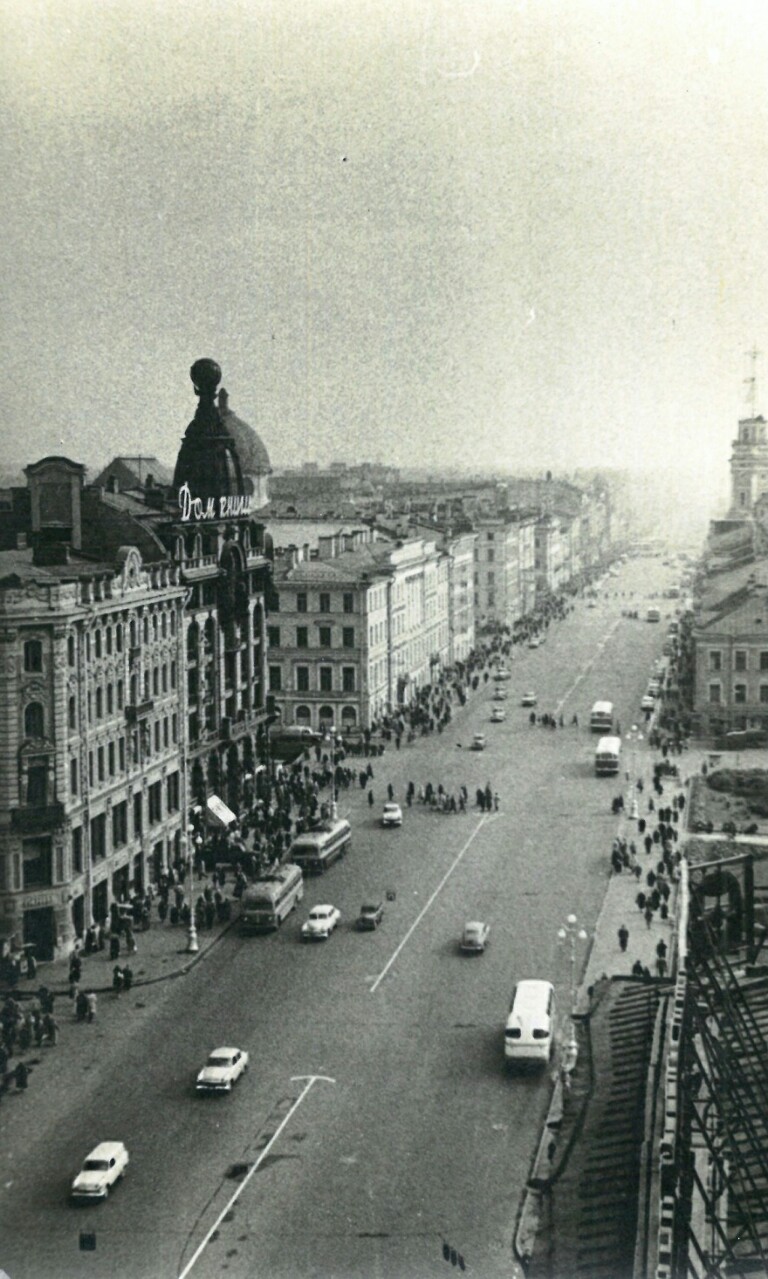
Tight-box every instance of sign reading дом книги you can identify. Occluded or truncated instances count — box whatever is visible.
[178,482,253,521]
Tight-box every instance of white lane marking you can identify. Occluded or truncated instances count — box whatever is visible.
[369,814,498,993]
[177,1074,335,1279]
[555,618,621,714]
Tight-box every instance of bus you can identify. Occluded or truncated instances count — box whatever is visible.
[240,863,304,931]
[287,818,352,874]
[595,736,621,776]
[646,607,661,623]
[590,701,614,733]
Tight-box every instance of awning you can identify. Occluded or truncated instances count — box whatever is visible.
[206,795,237,830]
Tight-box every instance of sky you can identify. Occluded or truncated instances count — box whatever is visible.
[2,0,768,520]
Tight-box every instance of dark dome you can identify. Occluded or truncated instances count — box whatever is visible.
[218,388,272,476]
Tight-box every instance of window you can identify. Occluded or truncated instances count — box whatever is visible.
[271,593,280,612]
[319,666,333,692]
[154,721,160,751]
[24,639,43,672]
[119,737,126,771]
[107,684,114,714]
[760,685,768,704]
[24,702,44,738]
[761,652,768,672]
[167,771,180,812]
[143,671,150,700]
[486,532,495,541]
[319,626,332,648]
[133,791,143,836]
[487,549,495,563]
[72,826,83,873]
[90,814,107,861]
[296,626,308,648]
[296,592,307,613]
[23,836,53,888]
[343,593,354,614]
[171,662,177,689]
[148,781,162,824]
[342,627,355,649]
[153,667,160,696]
[68,695,77,730]
[116,624,123,652]
[108,742,115,776]
[319,593,330,613]
[268,626,281,647]
[70,757,78,795]
[735,650,747,672]
[117,680,124,709]
[97,746,105,781]
[734,683,747,704]
[172,714,178,743]
[88,751,94,787]
[112,801,128,847]
[487,572,495,585]
[94,630,102,658]
[96,688,103,719]
[162,664,168,693]
[106,626,112,655]
[296,666,310,692]
[342,666,356,692]
[68,635,76,665]
[163,717,169,747]
[269,666,282,692]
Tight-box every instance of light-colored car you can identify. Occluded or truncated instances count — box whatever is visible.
[71,1142,129,1202]
[460,921,490,954]
[528,637,541,648]
[490,707,506,723]
[196,1046,249,1094]
[493,668,511,681]
[492,687,508,701]
[521,691,537,707]
[471,732,487,751]
[640,695,656,712]
[381,802,403,827]
[301,904,341,940]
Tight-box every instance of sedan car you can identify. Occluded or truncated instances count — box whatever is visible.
[196,1046,249,1094]
[381,802,403,827]
[493,668,511,681]
[521,691,537,707]
[490,707,506,723]
[492,687,508,701]
[357,901,384,930]
[302,904,341,940]
[71,1142,129,1202]
[460,921,490,954]
[528,637,541,648]
[470,733,487,751]
[640,695,656,712]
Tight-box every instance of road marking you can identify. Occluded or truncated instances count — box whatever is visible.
[369,815,497,993]
[555,618,621,715]
[176,1074,335,1279]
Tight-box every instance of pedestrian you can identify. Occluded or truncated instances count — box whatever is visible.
[493,792,500,812]
[110,933,121,961]
[122,965,133,992]
[113,965,124,995]
[617,924,629,952]
[636,891,646,912]
[75,991,88,1022]
[86,992,97,1023]
[656,938,668,961]
[387,783,394,802]
[657,955,667,978]
[43,1013,59,1046]
[644,905,653,929]
[367,789,374,808]
[14,1061,29,1091]
[631,958,644,977]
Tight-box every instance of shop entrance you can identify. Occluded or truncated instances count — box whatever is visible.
[23,906,56,962]
[71,894,85,942]
[93,880,109,925]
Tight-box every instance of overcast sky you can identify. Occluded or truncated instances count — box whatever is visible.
[2,0,767,510]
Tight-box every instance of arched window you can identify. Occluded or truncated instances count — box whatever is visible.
[94,629,102,658]
[24,702,44,737]
[186,622,199,659]
[68,635,76,665]
[295,705,312,726]
[116,623,123,652]
[341,706,357,727]
[319,705,334,727]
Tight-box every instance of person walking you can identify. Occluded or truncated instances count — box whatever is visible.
[123,965,133,993]
[618,924,629,952]
[113,965,124,995]
[86,991,97,1023]
[367,789,374,808]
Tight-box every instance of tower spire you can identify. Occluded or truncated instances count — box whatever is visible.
[744,345,761,417]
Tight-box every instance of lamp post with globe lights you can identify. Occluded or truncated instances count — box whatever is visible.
[625,724,643,819]
[182,829,199,954]
[557,913,588,1073]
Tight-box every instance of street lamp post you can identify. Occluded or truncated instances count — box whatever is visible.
[557,913,588,1073]
[184,831,200,954]
[625,724,643,819]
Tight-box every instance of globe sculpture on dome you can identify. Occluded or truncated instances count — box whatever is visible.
[172,359,245,506]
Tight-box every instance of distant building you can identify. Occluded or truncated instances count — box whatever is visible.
[473,511,537,629]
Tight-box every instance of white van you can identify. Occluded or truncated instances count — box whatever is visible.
[505,979,556,1066]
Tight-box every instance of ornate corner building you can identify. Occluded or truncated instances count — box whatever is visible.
[0,360,272,961]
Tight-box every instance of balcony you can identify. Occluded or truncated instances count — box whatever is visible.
[12,802,65,833]
[125,700,154,722]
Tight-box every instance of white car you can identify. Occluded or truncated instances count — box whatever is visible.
[493,668,511,681]
[471,733,487,751]
[381,802,403,827]
[528,637,541,648]
[71,1142,129,1202]
[460,921,490,954]
[640,695,656,712]
[302,904,341,940]
[492,687,508,701]
[490,707,506,723]
[196,1046,249,1094]
[521,691,537,707]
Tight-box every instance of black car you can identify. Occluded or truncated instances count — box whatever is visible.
[357,902,384,930]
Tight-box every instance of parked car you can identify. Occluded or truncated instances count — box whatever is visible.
[301,904,341,940]
[71,1142,129,1202]
[471,733,487,751]
[521,691,537,707]
[528,637,541,648]
[640,695,655,712]
[381,802,403,827]
[196,1047,249,1094]
[460,921,490,954]
[492,687,508,701]
[357,901,384,930]
[490,707,506,723]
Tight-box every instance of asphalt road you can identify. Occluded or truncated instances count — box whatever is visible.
[0,557,680,1279]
